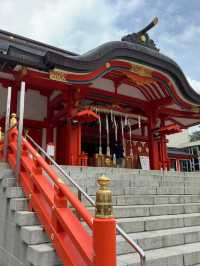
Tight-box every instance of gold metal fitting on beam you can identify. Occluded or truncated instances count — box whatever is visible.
[95,175,113,218]
[10,113,17,128]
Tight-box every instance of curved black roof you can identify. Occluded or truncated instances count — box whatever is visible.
[0,29,200,106]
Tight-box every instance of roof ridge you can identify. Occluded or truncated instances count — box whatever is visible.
[0,28,77,56]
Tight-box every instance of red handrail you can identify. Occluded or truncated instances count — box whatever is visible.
[7,128,117,266]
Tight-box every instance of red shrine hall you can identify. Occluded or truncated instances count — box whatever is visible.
[0,18,200,170]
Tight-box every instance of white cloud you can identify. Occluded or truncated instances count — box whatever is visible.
[188,77,200,94]
[0,0,144,53]
[0,0,199,88]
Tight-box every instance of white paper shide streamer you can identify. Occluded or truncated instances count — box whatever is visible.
[98,116,102,155]
[138,115,141,128]
[128,120,133,156]
[121,117,126,156]
[106,114,110,156]
[114,116,118,142]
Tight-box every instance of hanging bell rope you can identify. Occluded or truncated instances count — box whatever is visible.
[128,120,133,156]
[91,106,146,121]
[125,114,128,126]
[114,116,118,142]
[98,116,102,155]
[121,117,126,157]
[110,109,113,122]
[106,114,110,156]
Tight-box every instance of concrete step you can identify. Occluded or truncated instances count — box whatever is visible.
[88,203,200,218]
[0,162,9,169]
[118,195,200,206]
[0,168,14,180]
[117,226,200,255]
[117,242,200,266]
[76,185,200,196]
[82,194,200,206]
[10,197,28,211]
[1,177,16,188]
[21,225,49,245]
[15,211,40,226]
[117,213,200,233]
[27,243,61,266]
[5,186,24,198]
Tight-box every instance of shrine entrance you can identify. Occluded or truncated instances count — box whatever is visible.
[0,24,199,171]
[77,106,152,169]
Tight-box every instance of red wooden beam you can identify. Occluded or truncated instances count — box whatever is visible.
[160,107,200,119]
[149,97,172,109]
[49,93,69,110]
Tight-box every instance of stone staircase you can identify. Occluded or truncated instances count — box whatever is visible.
[55,166,200,266]
[0,162,61,266]
[2,161,200,265]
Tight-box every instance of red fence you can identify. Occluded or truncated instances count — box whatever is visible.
[7,128,116,266]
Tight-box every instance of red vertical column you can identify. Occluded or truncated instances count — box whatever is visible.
[64,123,81,165]
[148,116,159,170]
[46,96,54,145]
[160,119,169,170]
[176,159,181,171]
[63,89,82,165]
[10,84,18,114]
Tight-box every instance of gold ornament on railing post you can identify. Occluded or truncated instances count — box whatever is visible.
[95,175,113,218]
[10,113,17,128]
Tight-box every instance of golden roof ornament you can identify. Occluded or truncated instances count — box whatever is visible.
[121,17,159,51]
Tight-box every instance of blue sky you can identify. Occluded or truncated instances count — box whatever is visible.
[0,0,200,91]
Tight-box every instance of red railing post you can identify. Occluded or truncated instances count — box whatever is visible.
[93,175,116,266]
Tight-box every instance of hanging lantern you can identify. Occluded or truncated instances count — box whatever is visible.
[106,114,110,156]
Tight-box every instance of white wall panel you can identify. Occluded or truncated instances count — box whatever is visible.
[18,89,47,121]
[91,78,115,92]
[0,85,7,116]
[118,84,147,100]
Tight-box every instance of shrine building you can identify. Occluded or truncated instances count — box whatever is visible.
[0,18,200,171]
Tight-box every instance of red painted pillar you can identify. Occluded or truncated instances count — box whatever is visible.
[63,90,82,165]
[93,175,116,266]
[93,218,116,266]
[148,116,159,170]
[64,122,81,165]
[176,159,181,171]
[46,96,54,145]
[160,119,169,170]
[10,84,18,114]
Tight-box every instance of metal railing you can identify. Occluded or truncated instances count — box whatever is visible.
[26,134,146,266]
